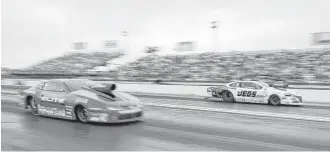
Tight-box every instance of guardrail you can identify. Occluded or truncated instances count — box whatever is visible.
[3,74,330,86]
[2,78,330,90]
[2,82,330,104]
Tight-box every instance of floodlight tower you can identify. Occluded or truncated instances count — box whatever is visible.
[210,21,219,52]
[121,30,129,53]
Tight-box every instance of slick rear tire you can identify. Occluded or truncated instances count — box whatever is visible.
[269,95,281,106]
[222,91,235,102]
[75,105,88,123]
[28,97,38,115]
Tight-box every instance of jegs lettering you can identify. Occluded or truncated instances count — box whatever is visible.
[237,90,257,97]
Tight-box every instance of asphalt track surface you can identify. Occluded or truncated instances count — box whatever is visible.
[2,96,330,151]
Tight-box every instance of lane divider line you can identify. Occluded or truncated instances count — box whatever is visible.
[142,103,330,123]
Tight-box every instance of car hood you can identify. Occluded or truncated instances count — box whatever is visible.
[110,91,141,106]
[268,87,299,96]
[73,88,141,107]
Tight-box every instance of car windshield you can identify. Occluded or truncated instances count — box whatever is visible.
[258,82,270,88]
[64,79,93,92]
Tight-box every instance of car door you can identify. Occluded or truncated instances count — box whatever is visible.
[236,82,261,103]
[39,81,68,118]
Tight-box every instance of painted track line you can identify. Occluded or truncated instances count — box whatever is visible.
[142,102,330,123]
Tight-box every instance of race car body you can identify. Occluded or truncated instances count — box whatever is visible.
[18,79,143,123]
[206,81,303,106]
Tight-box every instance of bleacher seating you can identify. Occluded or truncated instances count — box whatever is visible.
[113,48,330,83]
[27,52,123,72]
[16,48,330,84]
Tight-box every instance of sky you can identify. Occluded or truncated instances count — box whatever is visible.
[2,0,330,69]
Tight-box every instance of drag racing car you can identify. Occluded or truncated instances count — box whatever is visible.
[206,81,303,106]
[18,79,143,123]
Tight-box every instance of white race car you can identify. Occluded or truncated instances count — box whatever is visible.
[206,81,303,106]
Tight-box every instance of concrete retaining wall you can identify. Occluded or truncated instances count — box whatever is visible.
[1,79,329,103]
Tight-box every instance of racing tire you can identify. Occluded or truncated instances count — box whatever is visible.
[269,95,281,106]
[28,97,38,115]
[222,91,235,102]
[75,106,88,123]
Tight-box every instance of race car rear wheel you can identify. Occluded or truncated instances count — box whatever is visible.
[269,95,281,106]
[75,106,88,123]
[28,96,38,115]
[222,91,235,102]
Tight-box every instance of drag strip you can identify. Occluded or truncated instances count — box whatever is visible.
[2,100,330,151]
[136,96,330,121]
[2,91,330,122]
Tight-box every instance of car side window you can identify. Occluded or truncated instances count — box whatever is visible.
[241,82,262,90]
[229,82,240,87]
[253,83,263,90]
[43,82,65,92]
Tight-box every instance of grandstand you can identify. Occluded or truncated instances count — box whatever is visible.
[12,47,330,84]
[26,52,123,72]
[113,48,330,83]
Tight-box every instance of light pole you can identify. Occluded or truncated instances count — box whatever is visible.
[210,21,219,52]
[121,30,129,53]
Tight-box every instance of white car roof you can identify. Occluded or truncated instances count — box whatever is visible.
[230,80,261,83]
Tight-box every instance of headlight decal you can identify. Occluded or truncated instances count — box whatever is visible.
[107,107,122,111]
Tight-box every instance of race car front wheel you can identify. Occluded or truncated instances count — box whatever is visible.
[222,91,235,102]
[28,97,38,115]
[75,106,88,123]
[269,95,281,106]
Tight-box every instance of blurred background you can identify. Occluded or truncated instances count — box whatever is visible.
[1,0,330,84]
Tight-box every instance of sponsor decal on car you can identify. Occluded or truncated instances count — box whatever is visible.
[65,106,73,118]
[38,105,66,117]
[236,98,264,103]
[89,116,108,122]
[237,90,257,97]
[89,112,108,117]
[256,94,267,98]
[89,117,100,121]
[75,97,88,104]
[41,96,65,104]
[99,116,108,122]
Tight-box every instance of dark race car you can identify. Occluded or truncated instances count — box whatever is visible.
[18,79,143,123]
